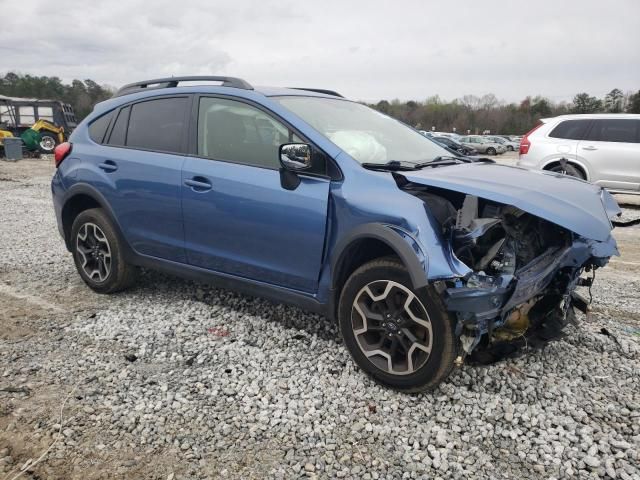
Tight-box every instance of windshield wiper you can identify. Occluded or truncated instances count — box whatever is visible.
[414,156,468,168]
[361,160,421,171]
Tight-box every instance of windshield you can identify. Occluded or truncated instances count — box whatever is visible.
[274,96,449,165]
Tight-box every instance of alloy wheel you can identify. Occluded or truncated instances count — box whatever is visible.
[76,222,112,282]
[351,280,433,375]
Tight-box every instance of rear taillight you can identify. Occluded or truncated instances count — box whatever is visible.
[54,142,72,168]
[519,123,542,155]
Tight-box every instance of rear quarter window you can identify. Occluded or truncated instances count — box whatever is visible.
[88,110,115,144]
[548,120,590,140]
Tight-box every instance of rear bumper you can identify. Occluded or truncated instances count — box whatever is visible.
[51,171,66,243]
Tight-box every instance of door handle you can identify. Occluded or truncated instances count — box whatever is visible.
[582,146,597,151]
[98,160,118,172]
[184,176,212,191]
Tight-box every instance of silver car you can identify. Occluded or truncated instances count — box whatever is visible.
[484,135,520,152]
[517,114,640,194]
[458,135,506,155]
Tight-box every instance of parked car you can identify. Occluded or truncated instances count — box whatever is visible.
[432,135,478,155]
[457,135,506,155]
[517,114,640,194]
[433,132,462,141]
[51,76,620,392]
[483,135,520,152]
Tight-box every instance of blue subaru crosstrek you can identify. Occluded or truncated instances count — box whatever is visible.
[52,76,621,391]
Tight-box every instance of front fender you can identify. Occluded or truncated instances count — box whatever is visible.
[331,223,429,289]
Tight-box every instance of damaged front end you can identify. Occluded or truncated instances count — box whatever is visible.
[397,172,620,362]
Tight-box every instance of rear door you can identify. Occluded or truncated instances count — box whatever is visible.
[89,96,190,262]
[578,119,640,191]
[181,96,331,292]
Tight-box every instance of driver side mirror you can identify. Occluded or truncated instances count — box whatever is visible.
[279,143,312,171]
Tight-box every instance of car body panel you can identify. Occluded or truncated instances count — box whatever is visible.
[399,162,617,242]
[58,139,187,263]
[181,156,331,292]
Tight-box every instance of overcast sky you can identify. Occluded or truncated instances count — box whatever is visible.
[2,0,638,103]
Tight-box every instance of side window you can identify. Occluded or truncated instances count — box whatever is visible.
[107,106,130,147]
[89,110,115,144]
[585,119,638,143]
[18,106,35,125]
[197,97,301,169]
[126,97,189,153]
[37,106,54,122]
[549,120,590,140]
[0,104,16,126]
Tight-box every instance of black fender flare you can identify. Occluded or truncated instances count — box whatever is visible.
[330,223,429,290]
[61,183,135,260]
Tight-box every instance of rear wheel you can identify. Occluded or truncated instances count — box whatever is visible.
[549,163,585,179]
[39,131,58,153]
[486,147,497,155]
[507,145,514,152]
[338,257,457,392]
[70,208,137,293]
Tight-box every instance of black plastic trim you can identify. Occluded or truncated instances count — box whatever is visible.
[331,223,429,290]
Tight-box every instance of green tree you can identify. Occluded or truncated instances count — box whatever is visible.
[604,88,624,112]
[625,90,640,113]
[570,93,603,114]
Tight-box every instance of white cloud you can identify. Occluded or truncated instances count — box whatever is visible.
[1,0,639,102]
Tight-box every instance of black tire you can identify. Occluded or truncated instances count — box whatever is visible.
[507,145,514,152]
[549,163,585,179]
[338,257,457,392]
[39,131,59,153]
[486,147,497,156]
[70,208,137,293]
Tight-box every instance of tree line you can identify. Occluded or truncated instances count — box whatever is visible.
[0,72,114,121]
[2,72,639,134]
[370,88,640,135]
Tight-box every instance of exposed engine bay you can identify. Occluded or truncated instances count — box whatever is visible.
[398,178,615,362]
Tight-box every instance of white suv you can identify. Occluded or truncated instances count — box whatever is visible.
[517,114,640,194]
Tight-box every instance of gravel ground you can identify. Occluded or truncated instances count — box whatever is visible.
[0,157,639,480]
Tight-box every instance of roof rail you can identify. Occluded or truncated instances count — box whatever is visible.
[114,76,254,97]
[290,88,344,98]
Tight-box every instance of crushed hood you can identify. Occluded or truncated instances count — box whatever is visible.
[400,163,619,242]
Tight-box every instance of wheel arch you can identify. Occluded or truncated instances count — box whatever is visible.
[542,158,590,180]
[61,184,131,256]
[330,224,429,298]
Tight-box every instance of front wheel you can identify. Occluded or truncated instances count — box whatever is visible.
[70,208,137,293]
[486,147,497,155]
[338,257,457,392]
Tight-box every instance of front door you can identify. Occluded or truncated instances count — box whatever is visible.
[182,96,330,292]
